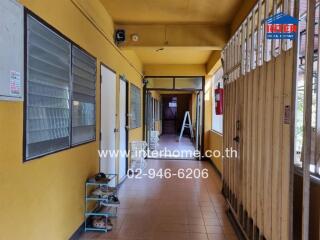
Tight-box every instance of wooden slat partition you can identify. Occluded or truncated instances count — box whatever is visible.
[236,77,242,213]
[257,62,266,235]
[264,58,274,240]
[222,49,294,239]
[317,153,320,176]
[271,53,284,240]
[251,65,259,234]
[281,48,294,240]
[219,1,304,239]
[247,71,253,233]
[231,80,236,209]
[242,73,248,227]
[238,76,244,219]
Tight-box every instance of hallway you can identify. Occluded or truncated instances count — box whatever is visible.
[151,134,196,160]
[2,0,320,239]
[79,160,237,240]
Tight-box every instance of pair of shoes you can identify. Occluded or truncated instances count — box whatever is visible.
[87,173,111,183]
[92,187,115,198]
[92,216,113,230]
[101,194,120,206]
[91,188,107,198]
[106,218,113,231]
[108,195,120,204]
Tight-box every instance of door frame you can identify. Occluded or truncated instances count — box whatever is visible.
[119,76,129,176]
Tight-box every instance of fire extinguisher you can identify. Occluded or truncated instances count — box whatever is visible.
[215,83,223,115]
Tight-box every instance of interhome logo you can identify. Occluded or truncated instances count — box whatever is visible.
[264,12,298,40]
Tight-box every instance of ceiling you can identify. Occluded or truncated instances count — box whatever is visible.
[100,0,242,66]
[134,47,212,65]
[100,0,244,25]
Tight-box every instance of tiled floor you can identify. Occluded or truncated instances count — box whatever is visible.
[79,160,238,240]
[151,134,196,160]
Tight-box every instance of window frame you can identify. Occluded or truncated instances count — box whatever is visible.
[23,9,97,162]
[154,99,160,121]
[144,76,204,91]
[71,45,97,147]
[292,2,320,178]
[129,83,142,129]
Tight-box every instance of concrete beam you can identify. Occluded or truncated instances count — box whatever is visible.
[206,51,221,75]
[115,24,229,48]
[143,64,206,76]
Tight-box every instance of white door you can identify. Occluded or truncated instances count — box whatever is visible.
[100,65,117,186]
[119,79,127,182]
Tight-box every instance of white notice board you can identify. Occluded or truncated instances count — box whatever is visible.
[0,0,24,101]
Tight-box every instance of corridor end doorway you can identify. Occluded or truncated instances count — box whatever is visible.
[143,78,204,160]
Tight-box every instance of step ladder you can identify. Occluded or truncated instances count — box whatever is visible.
[178,111,194,142]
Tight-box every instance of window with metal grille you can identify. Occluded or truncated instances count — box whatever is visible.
[294,0,320,177]
[25,14,96,160]
[71,46,96,145]
[130,83,141,129]
[154,99,160,121]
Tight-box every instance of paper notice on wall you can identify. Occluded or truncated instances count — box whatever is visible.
[9,70,21,96]
[284,105,291,124]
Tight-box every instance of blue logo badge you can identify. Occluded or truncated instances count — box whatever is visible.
[264,12,298,40]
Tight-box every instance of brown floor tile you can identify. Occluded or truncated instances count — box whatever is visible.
[203,217,221,226]
[188,233,209,240]
[156,223,188,232]
[207,233,225,240]
[205,226,224,234]
[187,224,207,233]
[79,159,239,240]
[224,233,238,240]
[151,231,189,240]
[187,217,205,225]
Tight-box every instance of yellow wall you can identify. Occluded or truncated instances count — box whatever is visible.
[209,131,223,172]
[0,0,143,239]
[206,51,221,75]
[205,59,223,173]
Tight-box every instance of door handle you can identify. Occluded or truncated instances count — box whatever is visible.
[233,136,240,143]
[114,128,119,133]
